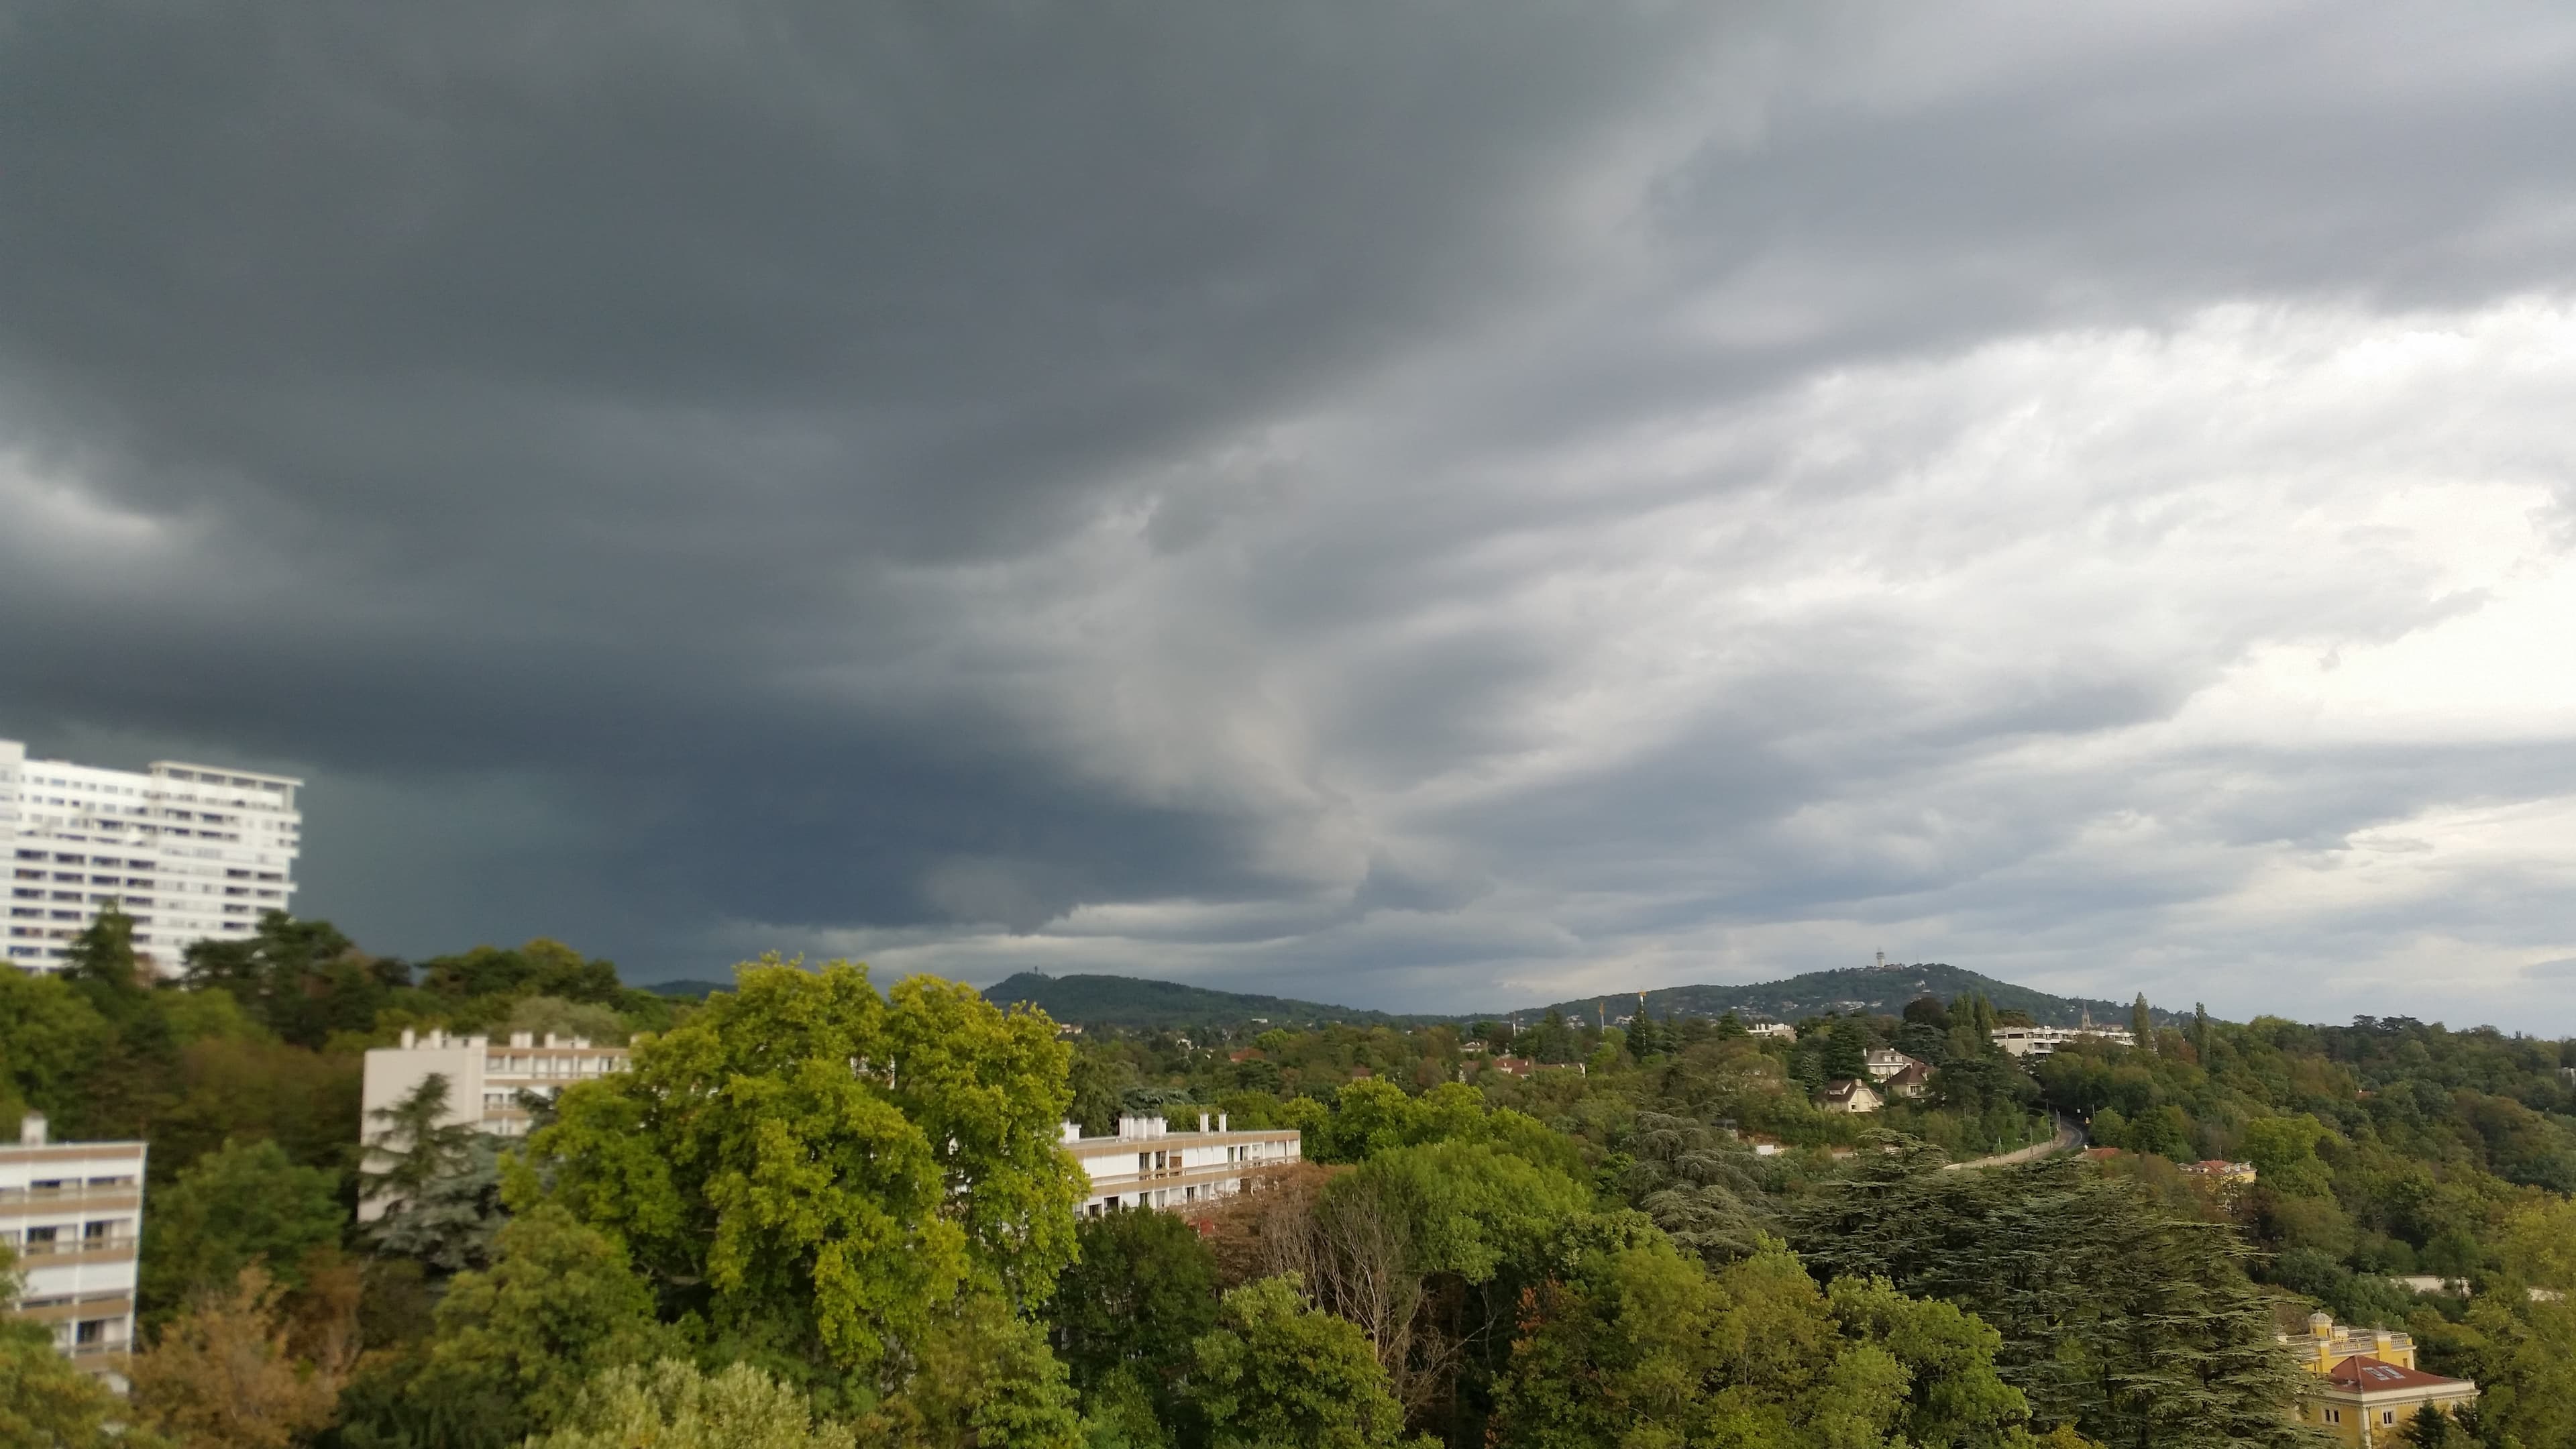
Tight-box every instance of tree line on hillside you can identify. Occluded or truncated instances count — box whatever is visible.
[6,908,2575,1447]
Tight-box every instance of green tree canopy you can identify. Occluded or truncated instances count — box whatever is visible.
[1494,1234,1920,1449]
[399,1204,680,1444]
[421,938,621,1005]
[527,959,1083,1379]
[1051,1208,1220,1406]
[139,1137,346,1322]
[866,1294,1083,1449]
[531,1360,858,1449]
[1185,1276,1421,1449]
[0,967,111,1126]
[1790,1161,2315,1447]
[182,911,397,1048]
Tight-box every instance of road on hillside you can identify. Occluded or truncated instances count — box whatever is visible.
[1941,1112,2084,1171]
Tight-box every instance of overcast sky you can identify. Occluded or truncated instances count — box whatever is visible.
[5,3,2575,1028]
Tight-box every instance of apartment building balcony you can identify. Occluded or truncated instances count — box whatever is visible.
[0,1183,144,1214]
[5,1236,140,1268]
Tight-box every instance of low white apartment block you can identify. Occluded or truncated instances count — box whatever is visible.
[1992,1024,2138,1059]
[1,1114,146,1391]
[358,1028,631,1220]
[1064,1113,1301,1216]
[1,737,302,975]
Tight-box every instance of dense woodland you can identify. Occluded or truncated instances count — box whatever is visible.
[5,908,2575,1448]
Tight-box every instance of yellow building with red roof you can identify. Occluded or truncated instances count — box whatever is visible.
[2280,1311,2477,1445]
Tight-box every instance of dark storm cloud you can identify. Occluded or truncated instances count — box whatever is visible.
[4,1,2575,1020]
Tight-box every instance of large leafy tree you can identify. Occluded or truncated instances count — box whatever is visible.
[1051,1207,1220,1416]
[420,938,622,1006]
[151,1031,366,1185]
[526,959,1084,1379]
[394,1205,680,1445]
[140,1138,346,1322]
[1186,1276,1422,1449]
[0,966,111,1127]
[1493,1234,1909,1449]
[183,911,403,1049]
[531,1360,859,1449]
[130,1265,359,1449]
[51,902,184,1140]
[864,1293,1085,1449]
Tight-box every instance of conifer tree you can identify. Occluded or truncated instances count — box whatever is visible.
[1789,1161,2314,1447]
[360,1073,482,1223]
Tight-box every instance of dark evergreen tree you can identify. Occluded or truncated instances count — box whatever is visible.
[1622,1112,1770,1265]
[1790,1160,2315,1448]
[358,1075,481,1224]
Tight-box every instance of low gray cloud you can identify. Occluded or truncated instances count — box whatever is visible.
[5,1,2575,1029]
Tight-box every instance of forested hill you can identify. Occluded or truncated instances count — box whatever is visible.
[983,971,1442,1029]
[985,963,2173,1030]
[1536,962,2179,1028]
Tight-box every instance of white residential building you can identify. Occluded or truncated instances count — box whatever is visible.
[358,1027,631,1220]
[1818,1078,1884,1114]
[1992,1024,2137,1059]
[1063,1114,1301,1216]
[1863,1048,1925,1081]
[1,1114,146,1391]
[1,738,302,975]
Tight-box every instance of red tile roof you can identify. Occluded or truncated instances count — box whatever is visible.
[2324,1356,2473,1393]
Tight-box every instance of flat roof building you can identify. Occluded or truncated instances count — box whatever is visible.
[1062,1114,1300,1217]
[1990,1024,2137,1059]
[1,1114,146,1391]
[359,1027,630,1220]
[2,737,302,975]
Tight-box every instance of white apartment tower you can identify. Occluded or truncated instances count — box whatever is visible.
[1,737,303,975]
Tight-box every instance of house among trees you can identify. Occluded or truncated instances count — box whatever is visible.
[2180,1158,2257,1185]
[2281,1311,2478,1444]
[1880,1060,1931,1099]
[1816,1078,1882,1114]
[1861,1046,1917,1079]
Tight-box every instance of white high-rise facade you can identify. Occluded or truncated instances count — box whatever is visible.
[1,738,303,975]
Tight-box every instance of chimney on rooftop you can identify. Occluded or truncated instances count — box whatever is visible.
[17,1112,45,1147]
[1199,1112,1211,1134]
[400,1027,417,1049]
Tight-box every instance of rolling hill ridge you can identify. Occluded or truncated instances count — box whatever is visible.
[974,963,2181,1031]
